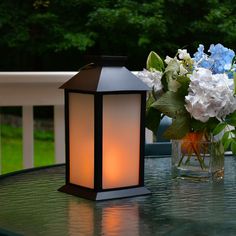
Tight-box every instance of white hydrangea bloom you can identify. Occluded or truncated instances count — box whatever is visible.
[178,49,191,60]
[137,69,163,92]
[164,56,173,65]
[164,53,190,76]
[179,64,188,76]
[185,68,236,122]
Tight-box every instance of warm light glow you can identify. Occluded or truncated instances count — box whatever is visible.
[101,203,140,235]
[69,201,94,235]
[68,200,140,235]
[69,93,94,188]
[102,94,141,189]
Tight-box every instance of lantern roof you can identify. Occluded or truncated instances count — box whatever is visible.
[60,63,150,92]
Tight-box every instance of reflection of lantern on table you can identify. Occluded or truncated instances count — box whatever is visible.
[59,58,151,200]
[68,200,141,235]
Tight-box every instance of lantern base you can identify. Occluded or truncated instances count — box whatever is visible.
[58,184,151,201]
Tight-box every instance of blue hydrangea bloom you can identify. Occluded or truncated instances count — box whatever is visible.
[193,43,235,77]
[193,44,205,62]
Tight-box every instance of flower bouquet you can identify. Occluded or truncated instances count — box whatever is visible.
[138,43,236,179]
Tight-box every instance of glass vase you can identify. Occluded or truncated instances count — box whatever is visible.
[172,138,224,180]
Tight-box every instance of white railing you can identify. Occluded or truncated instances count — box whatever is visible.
[0,72,154,174]
[0,72,76,173]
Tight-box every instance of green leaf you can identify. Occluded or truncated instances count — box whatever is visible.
[231,129,236,136]
[163,115,190,139]
[176,75,190,96]
[164,59,179,75]
[161,74,169,92]
[146,51,164,72]
[146,92,156,110]
[231,139,236,156]
[191,119,207,132]
[163,59,181,92]
[152,91,186,118]
[222,131,230,144]
[166,77,181,92]
[231,55,236,67]
[205,117,221,132]
[234,73,236,95]
[213,122,227,135]
[223,139,232,151]
[225,112,236,126]
[145,106,161,134]
[190,118,219,132]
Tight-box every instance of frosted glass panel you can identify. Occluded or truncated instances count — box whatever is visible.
[69,93,94,188]
[102,94,141,189]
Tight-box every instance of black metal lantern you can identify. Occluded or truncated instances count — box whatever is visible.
[58,58,151,200]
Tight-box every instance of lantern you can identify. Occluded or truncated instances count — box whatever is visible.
[58,57,151,200]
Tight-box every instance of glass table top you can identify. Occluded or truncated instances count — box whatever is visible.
[1,156,236,236]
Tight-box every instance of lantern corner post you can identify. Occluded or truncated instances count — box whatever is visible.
[94,92,103,192]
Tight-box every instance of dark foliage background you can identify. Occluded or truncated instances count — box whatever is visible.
[0,0,236,71]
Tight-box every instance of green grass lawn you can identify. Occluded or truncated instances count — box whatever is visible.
[1,124,54,174]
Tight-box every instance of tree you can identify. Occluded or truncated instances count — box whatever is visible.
[190,0,236,49]
[0,0,235,70]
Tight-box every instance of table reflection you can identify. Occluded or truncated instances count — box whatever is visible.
[68,199,141,236]
[1,157,236,235]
